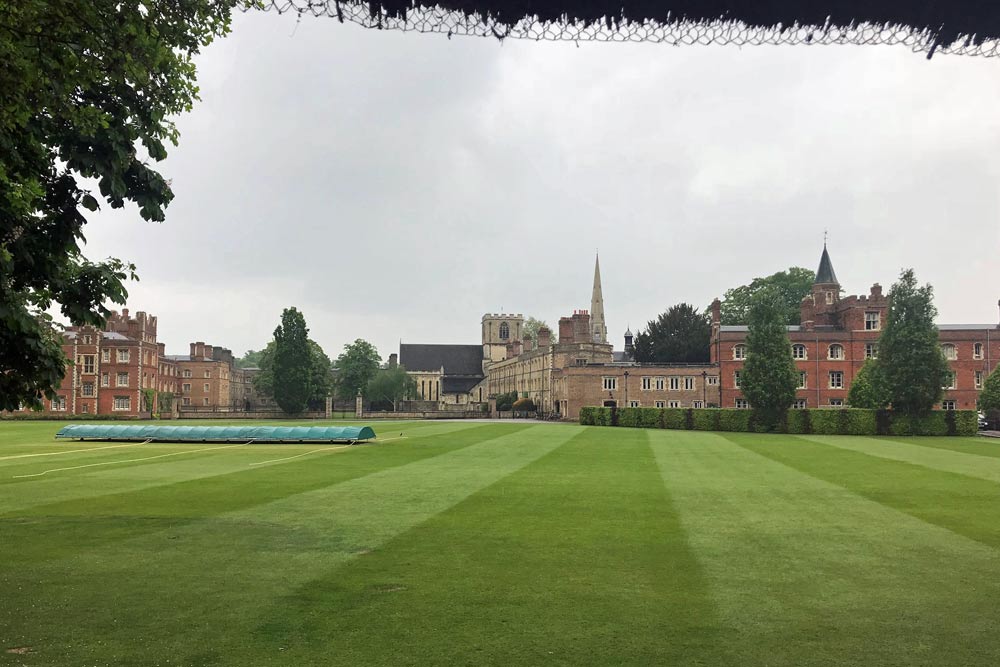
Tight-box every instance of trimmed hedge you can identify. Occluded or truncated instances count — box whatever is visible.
[579,407,977,436]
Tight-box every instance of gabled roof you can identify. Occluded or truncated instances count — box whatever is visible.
[399,343,484,376]
[815,245,839,285]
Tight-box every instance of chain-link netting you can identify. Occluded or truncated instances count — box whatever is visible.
[261,1,999,58]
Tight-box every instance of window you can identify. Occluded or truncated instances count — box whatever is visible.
[182,397,190,406]
[182,383,191,393]
[733,344,747,360]
[707,376,719,386]
[654,401,665,409]
[792,344,807,360]
[830,399,844,407]
[575,358,588,366]
[101,373,110,387]
[102,349,110,362]
[113,396,131,411]
[829,371,844,389]
[116,372,129,387]
[668,400,680,408]
[81,403,90,414]
[81,355,95,374]
[641,377,652,390]
[203,398,210,406]
[734,371,742,388]
[793,399,807,409]
[941,344,957,360]
[865,343,878,360]
[828,344,844,360]
[204,370,212,378]
[499,321,510,340]
[655,377,665,390]
[976,371,984,389]
[684,377,695,390]
[83,334,92,344]
[81,382,94,397]
[692,401,704,409]
[797,372,807,389]
[628,400,640,408]
[943,372,956,390]
[735,398,749,409]
[602,377,617,391]
[865,312,881,331]
[825,291,834,305]
[669,377,680,390]
[203,383,210,392]
[51,396,67,411]
[117,349,130,362]
[974,343,984,360]
[942,400,957,411]
[183,370,192,378]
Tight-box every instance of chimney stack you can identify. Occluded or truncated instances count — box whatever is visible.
[537,327,551,348]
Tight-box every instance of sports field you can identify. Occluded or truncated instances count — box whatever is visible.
[2,420,999,665]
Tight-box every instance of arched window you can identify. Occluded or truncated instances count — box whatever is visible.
[792,344,807,360]
[828,344,844,360]
[941,343,957,360]
[733,344,747,360]
[499,321,510,340]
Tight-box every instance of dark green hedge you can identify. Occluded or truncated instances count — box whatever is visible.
[579,407,977,436]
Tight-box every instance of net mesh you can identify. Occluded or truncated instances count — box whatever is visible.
[260,1,999,58]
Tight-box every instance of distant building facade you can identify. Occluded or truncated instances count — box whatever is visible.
[712,245,1000,410]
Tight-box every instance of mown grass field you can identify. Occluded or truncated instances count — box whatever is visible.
[2,420,1000,666]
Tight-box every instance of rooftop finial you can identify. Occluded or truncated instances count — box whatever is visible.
[823,228,828,246]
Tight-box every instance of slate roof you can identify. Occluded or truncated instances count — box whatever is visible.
[399,344,484,376]
[443,376,485,394]
[815,245,839,285]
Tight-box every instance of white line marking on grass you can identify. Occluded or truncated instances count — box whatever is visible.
[0,442,149,462]
[248,446,349,467]
[12,443,248,479]
[374,437,408,443]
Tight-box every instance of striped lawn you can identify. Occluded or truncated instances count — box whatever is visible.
[1,421,1000,665]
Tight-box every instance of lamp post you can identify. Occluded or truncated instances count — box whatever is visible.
[624,370,629,407]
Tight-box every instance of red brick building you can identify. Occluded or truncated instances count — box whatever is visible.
[712,246,1000,410]
[22,309,161,417]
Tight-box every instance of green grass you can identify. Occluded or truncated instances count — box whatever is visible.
[2,422,1000,665]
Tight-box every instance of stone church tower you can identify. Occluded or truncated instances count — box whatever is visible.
[590,254,608,343]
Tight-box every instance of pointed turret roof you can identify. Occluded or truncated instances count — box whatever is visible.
[815,244,839,285]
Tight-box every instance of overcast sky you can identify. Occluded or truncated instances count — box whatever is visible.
[81,11,1000,361]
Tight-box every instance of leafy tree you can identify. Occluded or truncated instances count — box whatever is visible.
[270,308,313,415]
[847,360,888,409]
[739,290,798,428]
[522,317,549,347]
[253,339,331,408]
[633,303,711,363]
[980,364,1000,419]
[336,340,381,401]
[0,1,241,411]
[717,267,815,326]
[495,391,518,411]
[366,365,418,411]
[236,349,265,369]
[877,269,949,416]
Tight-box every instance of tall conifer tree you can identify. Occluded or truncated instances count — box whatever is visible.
[877,270,949,416]
[740,290,798,428]
[271,308,313,415]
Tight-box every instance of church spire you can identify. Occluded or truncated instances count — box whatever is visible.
[815,241,839,285]
[590,253,608,343]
